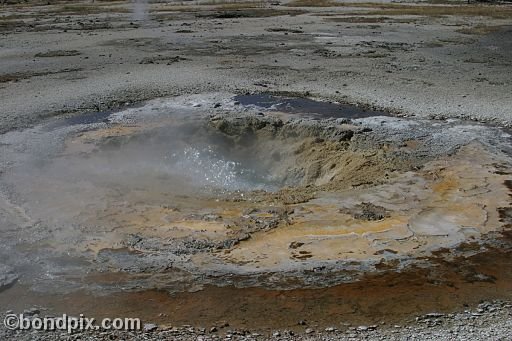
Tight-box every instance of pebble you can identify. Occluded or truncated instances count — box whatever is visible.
[143,323,158,332]
[23,308,40,316]
[425,313,444,318]
[1,302,511,340]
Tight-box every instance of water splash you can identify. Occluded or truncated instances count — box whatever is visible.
[170,146,275,192]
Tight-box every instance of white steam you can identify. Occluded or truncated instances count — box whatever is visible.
[132,0,149,21]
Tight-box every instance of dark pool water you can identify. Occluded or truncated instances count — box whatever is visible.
[234,93,390,119]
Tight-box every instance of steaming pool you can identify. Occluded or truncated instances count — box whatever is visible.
[0,92,511,329]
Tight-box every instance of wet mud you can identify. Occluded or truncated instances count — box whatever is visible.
[1,235,512,332]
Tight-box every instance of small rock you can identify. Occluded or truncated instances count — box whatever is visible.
[325,327,336,332]
[23,308,40,316]
[143,323,158,332]
[305,328,314,334]
[425,313,444,318]
[289,241,304,249]
[210,326,218,333]
[0,265,18,290]
[202,214,221,221]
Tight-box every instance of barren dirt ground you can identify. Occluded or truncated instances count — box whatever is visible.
[1,0,512,340]
[1,0,511,133]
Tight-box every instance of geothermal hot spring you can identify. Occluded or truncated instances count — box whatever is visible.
[0,93,511,330]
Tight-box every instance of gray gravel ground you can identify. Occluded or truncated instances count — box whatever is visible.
[0,1,511,133]
[1,300,511,340]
